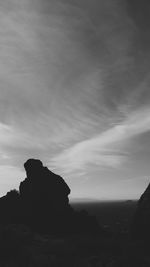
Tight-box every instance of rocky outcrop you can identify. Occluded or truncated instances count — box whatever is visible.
[19,159,73,232]
[0,159,101,235]
[131,183,150,240]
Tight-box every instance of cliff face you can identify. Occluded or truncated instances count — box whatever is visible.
[131,183,150,240]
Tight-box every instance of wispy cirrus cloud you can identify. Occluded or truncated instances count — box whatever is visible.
[0,0,150,199]
[50,108,150,174]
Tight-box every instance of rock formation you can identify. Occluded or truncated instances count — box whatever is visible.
[19,159,73,232]
[0,159,101,235]
[131,182,150,240]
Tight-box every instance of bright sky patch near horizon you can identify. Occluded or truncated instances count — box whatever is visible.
[0,0,150,200]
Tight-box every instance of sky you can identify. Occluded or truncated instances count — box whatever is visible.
[0,0,150,200]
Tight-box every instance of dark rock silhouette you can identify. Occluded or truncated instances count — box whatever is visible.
[19,159,72,232]
[0,159,101,235]
[131,182,150,240]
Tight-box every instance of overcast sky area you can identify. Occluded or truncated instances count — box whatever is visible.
[0,0,150,200]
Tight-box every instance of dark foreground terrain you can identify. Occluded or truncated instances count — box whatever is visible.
[0,200,150,267]
[0,160,149,266]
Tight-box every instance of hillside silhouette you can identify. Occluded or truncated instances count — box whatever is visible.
[131,182,150,241]
[0,159,101,235]
[0,162,150,266]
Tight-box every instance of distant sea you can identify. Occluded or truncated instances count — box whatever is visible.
[70,200,137,233]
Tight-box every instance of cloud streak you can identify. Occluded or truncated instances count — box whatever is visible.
[0,0,150,198]
[50,108,150,174]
